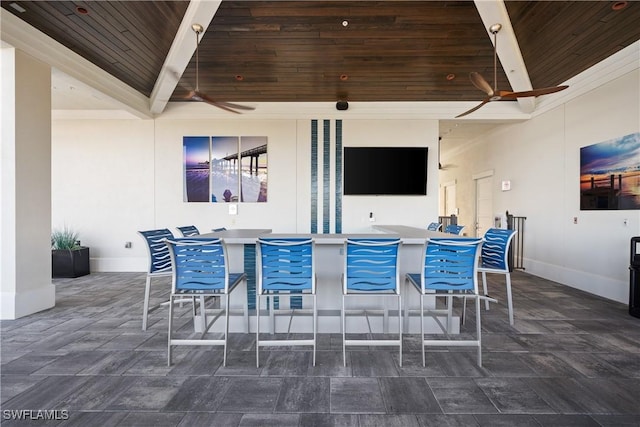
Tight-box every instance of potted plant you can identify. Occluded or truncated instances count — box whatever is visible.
[51,226,90,278]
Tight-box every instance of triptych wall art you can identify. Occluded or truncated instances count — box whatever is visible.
[580,132,640,210]
[183,136,268,203]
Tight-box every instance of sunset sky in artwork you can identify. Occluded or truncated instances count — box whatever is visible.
[183,136,209,167]
[580,132,640,176]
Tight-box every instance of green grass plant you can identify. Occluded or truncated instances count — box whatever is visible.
[51,226,80,250]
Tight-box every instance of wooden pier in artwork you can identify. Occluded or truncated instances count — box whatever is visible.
[580,174,622,209]
[223,144,267,175]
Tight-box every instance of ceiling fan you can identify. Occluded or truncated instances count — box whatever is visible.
[456,23,568,118]
[182,23,254,114]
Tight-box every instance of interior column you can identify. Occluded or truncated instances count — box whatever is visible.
[1,47,55,319]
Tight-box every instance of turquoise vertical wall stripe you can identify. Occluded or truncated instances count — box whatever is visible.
[335,120,343,233]
[323,120,330,234]
[299,119,320,310]
[311,120,318,234]
[244,244,256,310]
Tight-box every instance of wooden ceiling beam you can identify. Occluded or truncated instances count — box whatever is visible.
[473,0,535,114]
[150,0,222,115]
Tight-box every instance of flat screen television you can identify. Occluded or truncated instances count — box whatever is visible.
[343,147,428,195]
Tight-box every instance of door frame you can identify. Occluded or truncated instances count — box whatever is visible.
[472,170,494,238]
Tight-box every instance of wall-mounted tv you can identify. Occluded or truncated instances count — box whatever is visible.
[343,147,428,195]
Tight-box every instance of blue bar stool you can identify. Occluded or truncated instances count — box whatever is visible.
[427,222,442,231]
[405,237,494,367]
[342,238,403,367]
[164,237,246,366]
[176,225,200,237]
[138,228,175,331]
[256,238,316,367]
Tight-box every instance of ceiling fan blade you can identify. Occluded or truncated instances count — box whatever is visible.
[469,72,494,97]
[179,24,256,114]
[500,85,569,99]
[214,101,255,111]
[455,98,490,118]
[197,92,242,114]
[199,92,254,113]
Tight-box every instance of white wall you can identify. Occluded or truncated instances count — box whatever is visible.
[341,120,439,231]
[440,69,640,303]
[51,117,439,272]
[52,120,156,271]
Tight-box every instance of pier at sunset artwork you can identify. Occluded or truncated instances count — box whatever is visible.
[580,132,640,210]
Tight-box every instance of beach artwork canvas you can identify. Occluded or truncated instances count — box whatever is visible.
[211,136,240,203]
[580,132,640,210]
[183,136,211,202]
[240,136,268,203]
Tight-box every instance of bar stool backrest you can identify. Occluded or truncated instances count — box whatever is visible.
[444,224,465,235]
[480,228,517,272]
[176,225,200,237]
[423,237,483,292]
[257,238,315,292]
[164,238,229,292]
[138,228,174,275]
[344,239,402,292]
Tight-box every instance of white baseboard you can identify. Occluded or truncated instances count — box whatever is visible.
[524,258,627,304]
[0,284,55,319]
[91,257,146,272]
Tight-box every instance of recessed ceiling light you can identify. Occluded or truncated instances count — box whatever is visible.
[9,2,26,13]
[611,1,629,10]
[340,74,349,81]
[446,73,456,81]
[342,20,349,27]
[611,1,628,10]
[235,75,244,81]
[75,6,89,15]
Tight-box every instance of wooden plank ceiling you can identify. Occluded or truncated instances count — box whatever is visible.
[2,0,640,104]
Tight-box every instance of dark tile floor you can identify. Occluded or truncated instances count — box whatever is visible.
[2,271,640,426]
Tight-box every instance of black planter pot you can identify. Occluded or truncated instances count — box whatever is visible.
[52,247,90,278]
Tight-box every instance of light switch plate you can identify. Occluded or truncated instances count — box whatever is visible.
[229,204,238,215]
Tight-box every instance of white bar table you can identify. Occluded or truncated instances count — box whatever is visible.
[196,227,464,334]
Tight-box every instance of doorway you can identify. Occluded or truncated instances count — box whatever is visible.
[441,181,457,217]
[474,172,493,238]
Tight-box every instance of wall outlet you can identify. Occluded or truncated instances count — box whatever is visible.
[624,218,628,226]
[573,217,578,224]
[369,212,375,222]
